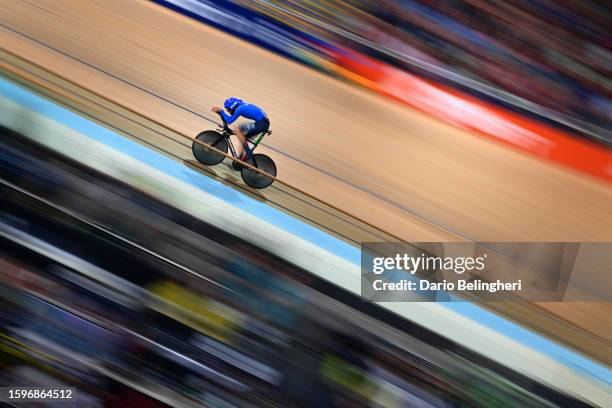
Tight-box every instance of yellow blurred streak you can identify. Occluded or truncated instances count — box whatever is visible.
[148,280,244,344]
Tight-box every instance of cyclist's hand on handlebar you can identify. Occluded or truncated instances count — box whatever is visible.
[212,106,222,113]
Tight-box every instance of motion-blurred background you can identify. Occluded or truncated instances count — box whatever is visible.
[0,0,610,407]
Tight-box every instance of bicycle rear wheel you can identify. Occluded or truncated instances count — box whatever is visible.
[241,154,277,189]
[192,131,228,165]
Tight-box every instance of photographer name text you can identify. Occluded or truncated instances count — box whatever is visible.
[372,279,522,293]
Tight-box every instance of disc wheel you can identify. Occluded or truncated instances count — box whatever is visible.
[192,131,228,165]
[240,154,277,189]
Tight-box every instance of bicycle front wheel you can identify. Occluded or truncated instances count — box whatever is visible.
[192,131,228,165]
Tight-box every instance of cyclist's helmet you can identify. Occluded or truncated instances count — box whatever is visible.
[224,97,244,114]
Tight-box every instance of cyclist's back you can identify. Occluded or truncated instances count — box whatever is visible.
[223,103,268,123]
[212,97,270,161]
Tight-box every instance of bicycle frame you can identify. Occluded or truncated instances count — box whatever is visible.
[193,115,277,188]
[217,119,271,161]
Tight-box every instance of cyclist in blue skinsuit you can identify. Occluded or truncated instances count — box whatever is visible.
[212,97,270,164]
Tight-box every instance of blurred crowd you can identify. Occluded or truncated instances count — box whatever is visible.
[242,0,611,142]
[0,127,590,407]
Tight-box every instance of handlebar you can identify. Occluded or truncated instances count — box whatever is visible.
[216,112,233,134]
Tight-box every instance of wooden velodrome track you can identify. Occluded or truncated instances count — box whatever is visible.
[1,0,611,363]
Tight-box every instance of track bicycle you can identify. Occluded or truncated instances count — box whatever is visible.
[192,116,277,189]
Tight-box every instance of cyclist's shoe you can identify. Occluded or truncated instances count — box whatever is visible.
[232,153,249,171]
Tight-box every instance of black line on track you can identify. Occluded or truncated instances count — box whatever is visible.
[2,66,392,246]
[0,22,478,242]
[0,52,401,243]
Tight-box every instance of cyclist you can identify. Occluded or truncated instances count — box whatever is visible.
[212,97,270,165]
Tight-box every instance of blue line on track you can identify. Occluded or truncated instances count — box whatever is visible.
[0,77,359,265]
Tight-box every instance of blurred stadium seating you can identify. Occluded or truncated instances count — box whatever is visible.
[0,126,596,407]
[234,0,611,143]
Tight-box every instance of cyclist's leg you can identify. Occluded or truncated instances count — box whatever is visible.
[234,122,255,161]
[235,120,269,164]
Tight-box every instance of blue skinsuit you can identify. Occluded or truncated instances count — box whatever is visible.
[220,103,268,124]
[220,103,270,160]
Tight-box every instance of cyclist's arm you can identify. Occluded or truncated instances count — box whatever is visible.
[220,105,244,124]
